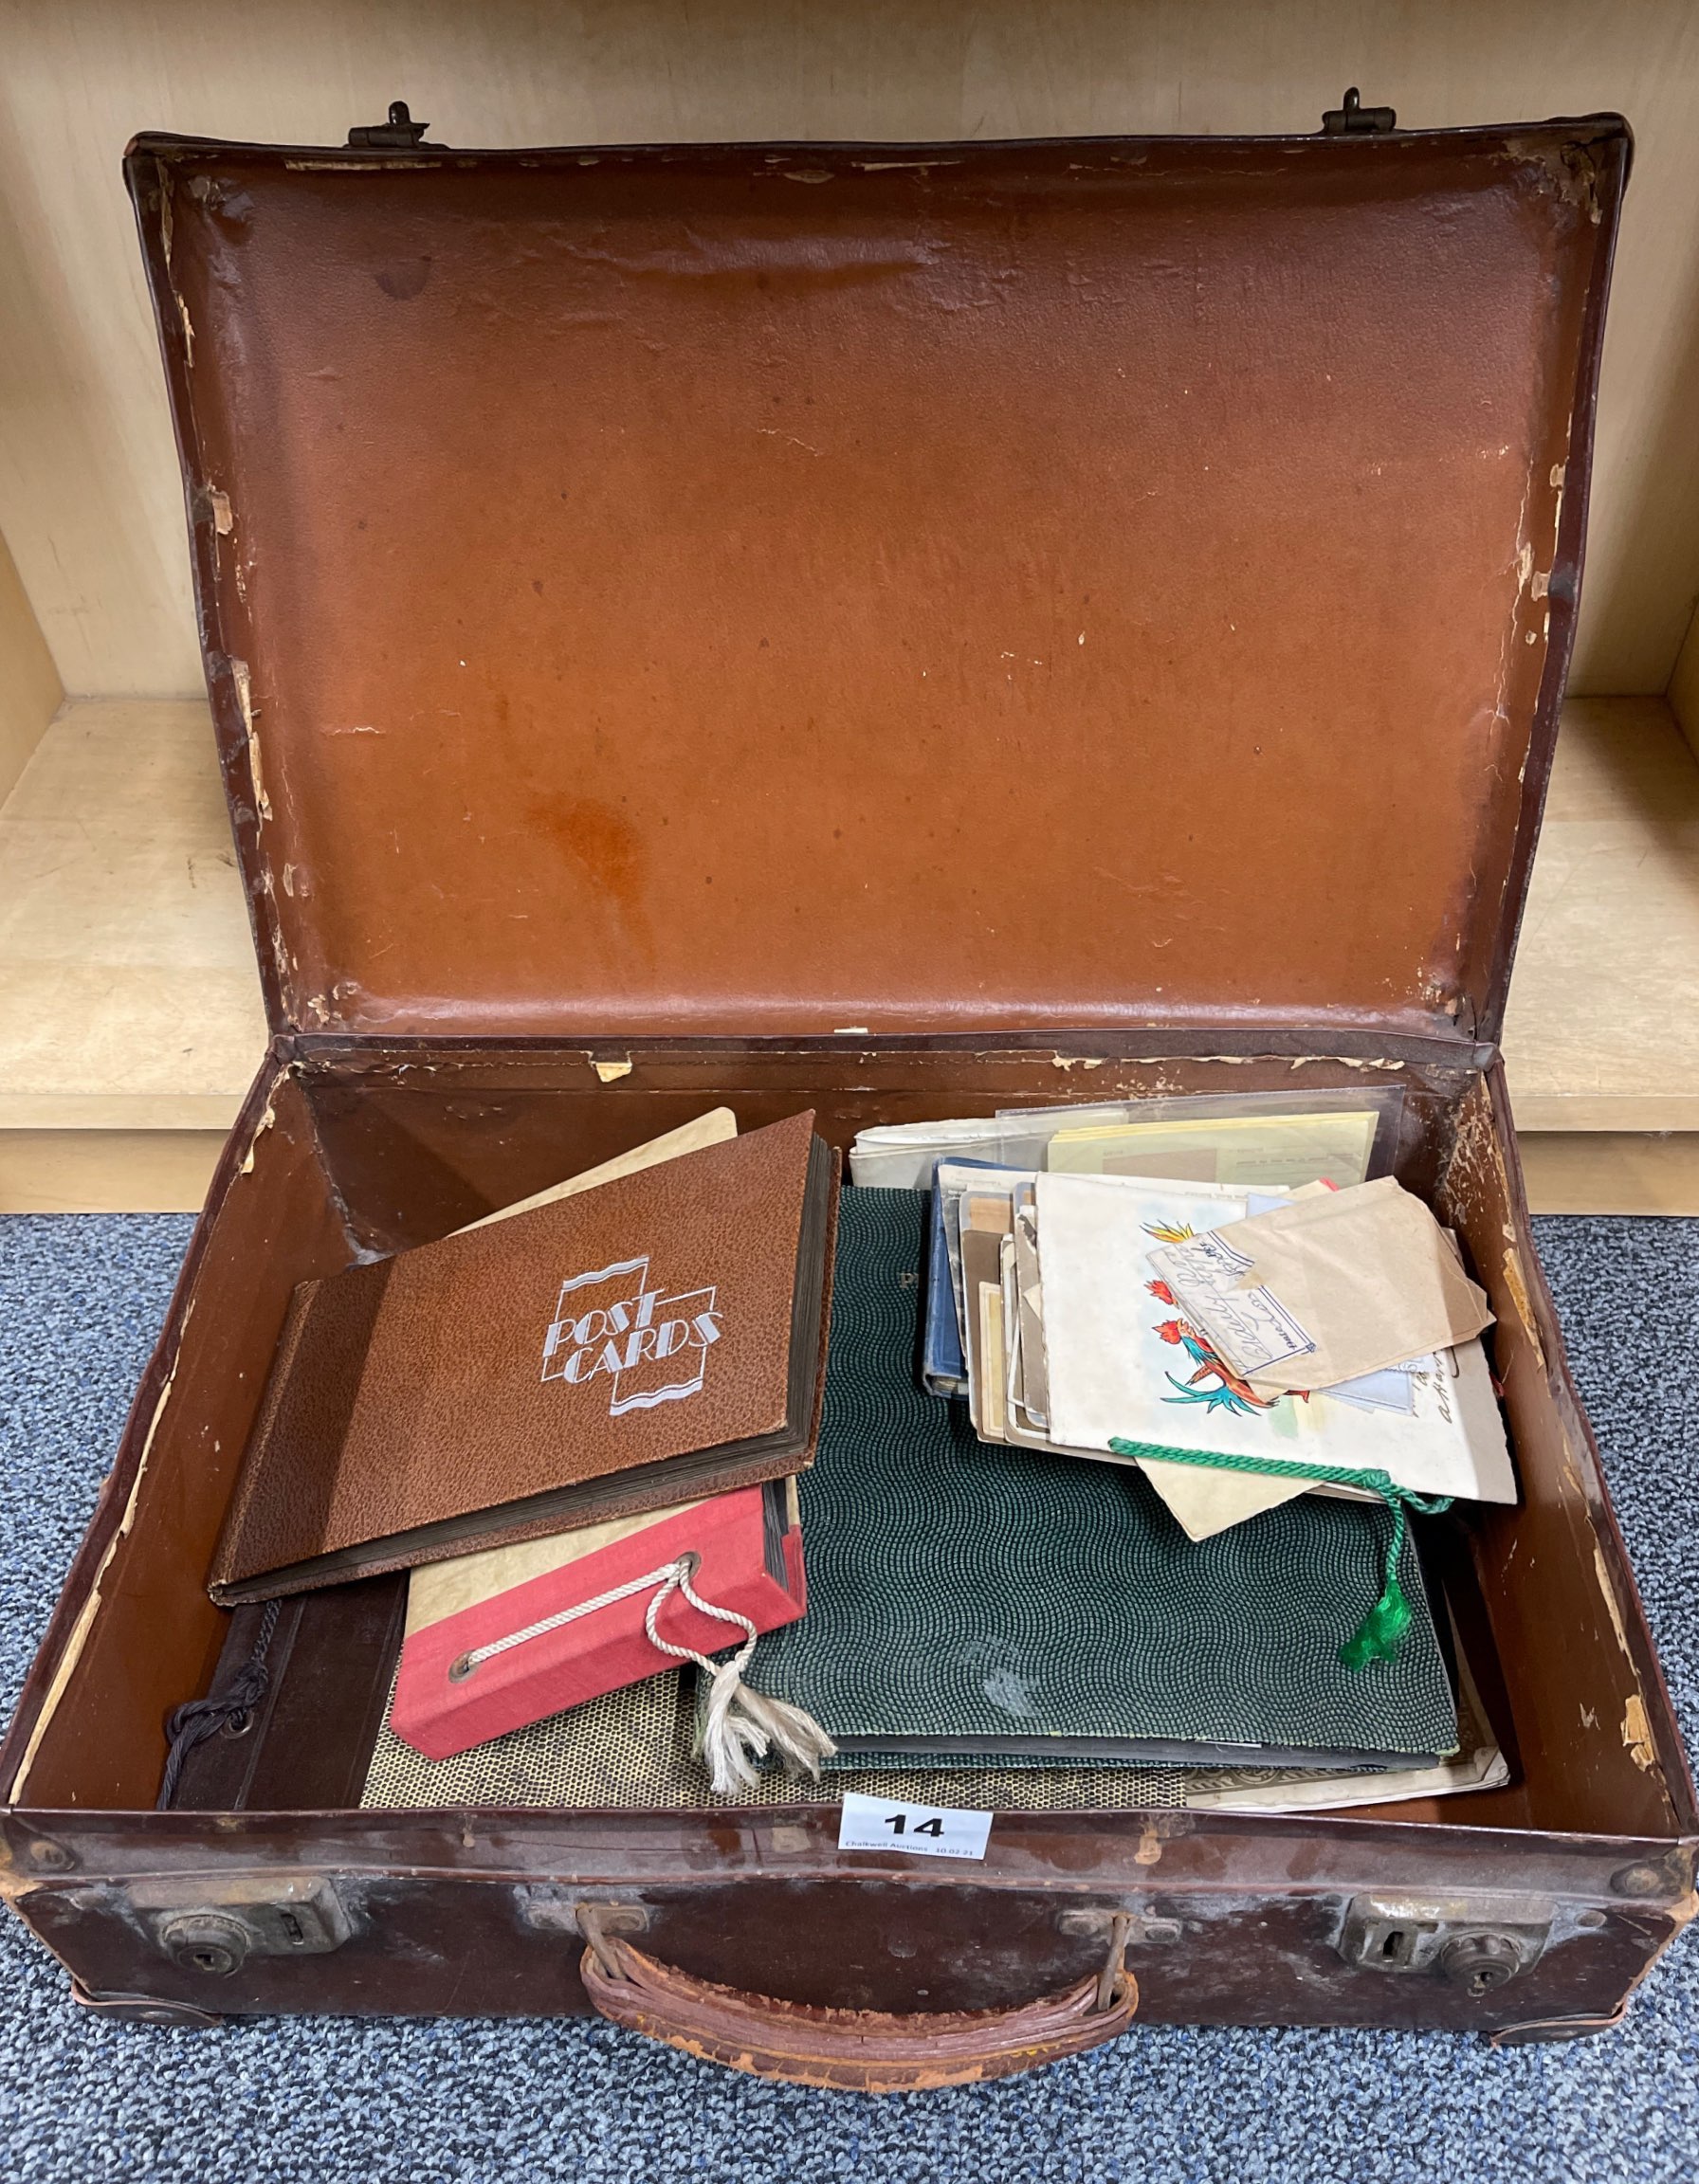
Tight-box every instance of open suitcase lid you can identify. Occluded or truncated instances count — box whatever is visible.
[125,116,1627,1051]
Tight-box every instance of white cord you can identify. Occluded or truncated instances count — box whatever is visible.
[641,1563,759,1677]
[443,1547,835,1796]
[449,1556,703,1680]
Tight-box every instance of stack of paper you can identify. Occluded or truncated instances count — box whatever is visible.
[850,1098,1392,1192]
[1044,1108,1379,1189]
[931,1161,1515,1541]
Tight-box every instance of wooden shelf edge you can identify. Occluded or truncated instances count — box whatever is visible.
[4,1125,1698,1217]
[0,1130,228,1213]
[1508,1094,1699,1134]
[0,1093,248,1132]
[1516,1133,1699,1217]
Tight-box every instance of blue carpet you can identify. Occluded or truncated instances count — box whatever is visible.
[0,1212,1694,2184]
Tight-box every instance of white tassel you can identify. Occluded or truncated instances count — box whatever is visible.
[446,1551,837,1798]
[699,1661,838,1796]
[641,1557,837,1796]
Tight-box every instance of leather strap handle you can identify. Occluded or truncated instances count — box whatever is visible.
[576,1909,1137,2092]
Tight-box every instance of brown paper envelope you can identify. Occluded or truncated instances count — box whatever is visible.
[952,1189,1017,1356]
[962,1226,1010,1441]
[1216,1178,1492,1394]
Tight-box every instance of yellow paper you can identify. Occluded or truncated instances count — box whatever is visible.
[453,1107,737,1233]
[1045,1110,1378,1190]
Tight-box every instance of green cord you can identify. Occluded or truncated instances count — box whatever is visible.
[1105,1440,1452,1671]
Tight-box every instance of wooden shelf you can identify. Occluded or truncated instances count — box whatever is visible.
[0,701,266,1134]
[1501,696,1699,1134]
[0,693,1695,1210]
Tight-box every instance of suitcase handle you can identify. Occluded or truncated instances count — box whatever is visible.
[575,1906,1138,2091]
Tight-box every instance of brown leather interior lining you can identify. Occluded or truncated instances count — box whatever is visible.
[129,128,1620,1045]
[8,1047,1688,1845]
[5,1069,355,1811]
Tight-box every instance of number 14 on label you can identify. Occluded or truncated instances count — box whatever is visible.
[837,1792,994,1860]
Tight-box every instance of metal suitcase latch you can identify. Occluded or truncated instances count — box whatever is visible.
[1322,88,1398,136]
[346,101,433,151]
[1340,1894,1555,1993]
[110,1873,353,1976]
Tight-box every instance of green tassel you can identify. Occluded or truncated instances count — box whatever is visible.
[1339,1495,1415,1668]
[1339,1579,1413,1669]
[1106,1437,1450,1673]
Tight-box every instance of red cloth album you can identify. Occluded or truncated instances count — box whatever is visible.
[390,1482,805,1760]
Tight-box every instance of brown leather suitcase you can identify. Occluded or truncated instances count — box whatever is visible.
[2,100,1694,2090]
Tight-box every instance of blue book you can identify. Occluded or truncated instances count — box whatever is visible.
[922,1156,1027,1396]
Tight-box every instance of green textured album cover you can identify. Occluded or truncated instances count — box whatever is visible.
[743,1187,1459,1768]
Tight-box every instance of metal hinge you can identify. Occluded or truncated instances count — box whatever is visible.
[347,100,436,151]
[1322,88,1398,136]
[1339,1894,1557,1993]
[104,1873,354,1976]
